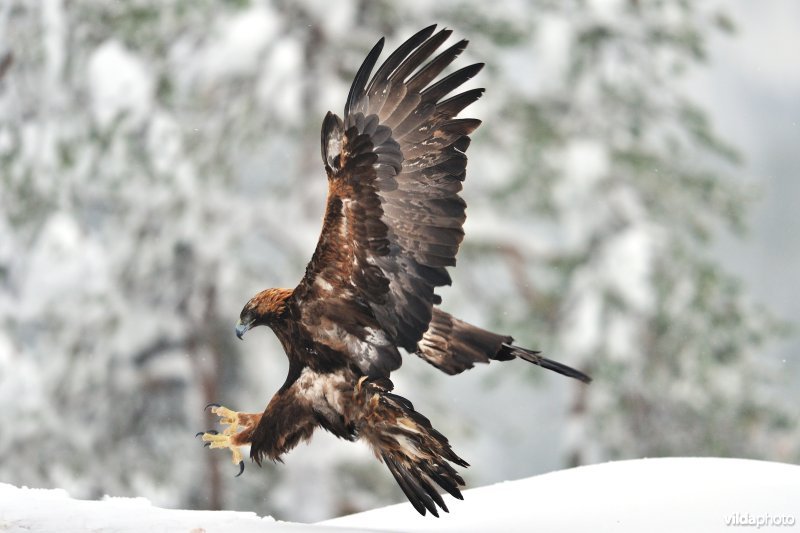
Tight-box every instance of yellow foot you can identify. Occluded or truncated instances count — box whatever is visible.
[197,403,246,477]
[206,404,241,435]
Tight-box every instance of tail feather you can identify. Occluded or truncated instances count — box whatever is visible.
[355,377,466,517]
[384,453,448,517]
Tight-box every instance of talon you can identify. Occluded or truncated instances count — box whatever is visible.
[199,404,249,474]
[195,431,203,438]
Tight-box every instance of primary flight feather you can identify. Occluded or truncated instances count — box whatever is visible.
[199,25,591,517]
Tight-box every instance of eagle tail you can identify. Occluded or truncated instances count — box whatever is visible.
[416,308,592,383]
[355,377,467,517]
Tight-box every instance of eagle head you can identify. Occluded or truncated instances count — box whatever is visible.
[236,288,293,339]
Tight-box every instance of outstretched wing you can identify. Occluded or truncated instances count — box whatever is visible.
[296,25,483,375]
[416,308,593,382]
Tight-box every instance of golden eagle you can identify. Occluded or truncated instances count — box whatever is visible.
[198,25,591,517]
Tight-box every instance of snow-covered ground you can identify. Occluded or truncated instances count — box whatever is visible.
[1,458,797,533]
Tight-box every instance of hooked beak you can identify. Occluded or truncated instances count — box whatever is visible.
[235,320,251,340]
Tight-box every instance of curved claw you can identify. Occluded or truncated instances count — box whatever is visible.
[235,460,245,478]
[195,431,204,438]
[195,429,218,438]
[204,442,211,448]
[205,403,221,412]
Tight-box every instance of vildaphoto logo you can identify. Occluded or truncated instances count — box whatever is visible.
[725,513,796,528]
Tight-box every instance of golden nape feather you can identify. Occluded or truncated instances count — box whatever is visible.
[198,24,591,517]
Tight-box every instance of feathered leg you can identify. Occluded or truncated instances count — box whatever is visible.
[353,376,468,517]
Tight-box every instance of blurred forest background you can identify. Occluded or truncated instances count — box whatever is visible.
[1,0,798,522]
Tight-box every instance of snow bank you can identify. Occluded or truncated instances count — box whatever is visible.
[1,458,797,532]
[324,458,799,533]
[0,485,372,533]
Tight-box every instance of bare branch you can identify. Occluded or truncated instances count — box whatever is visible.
[0,50,12,81]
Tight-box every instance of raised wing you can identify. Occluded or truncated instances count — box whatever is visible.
[297,25,483,374]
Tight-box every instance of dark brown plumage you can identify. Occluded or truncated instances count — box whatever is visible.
[199,25,591,517]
